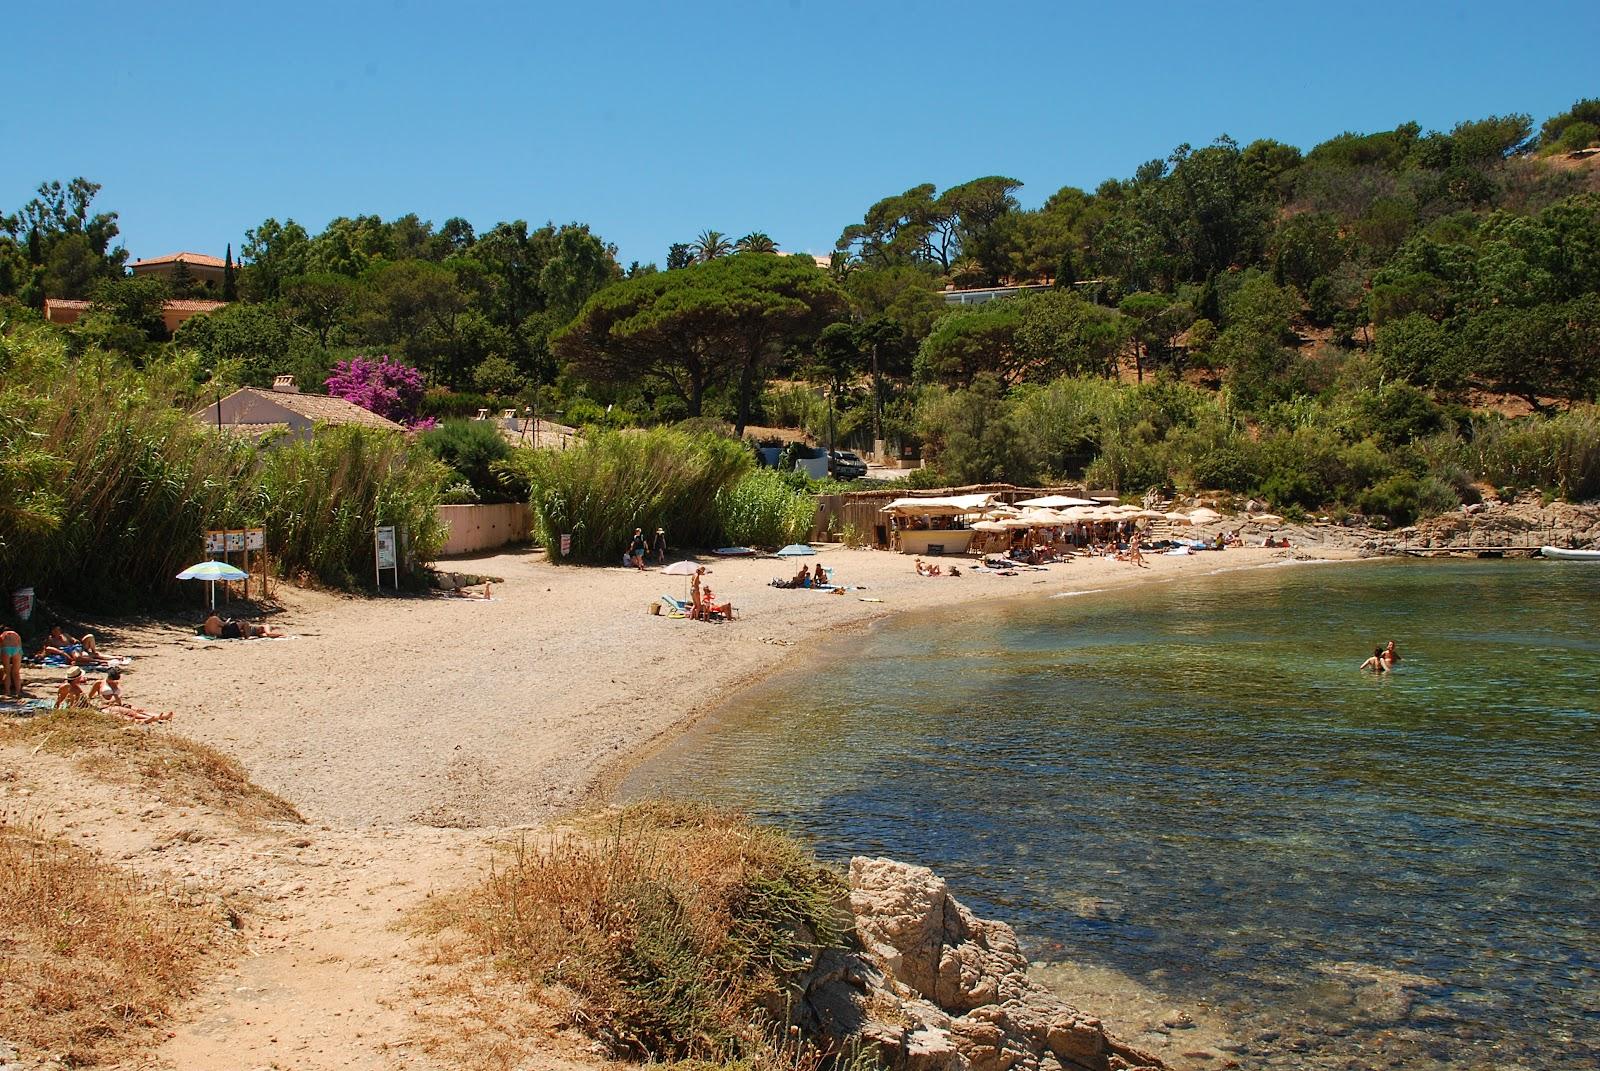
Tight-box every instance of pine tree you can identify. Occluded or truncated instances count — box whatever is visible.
[222,243,237,301]
[169,257,195,298]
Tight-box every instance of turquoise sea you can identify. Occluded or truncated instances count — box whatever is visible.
[623,560,1600,1069]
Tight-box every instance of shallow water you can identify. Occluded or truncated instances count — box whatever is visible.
[623,559,1600,1068]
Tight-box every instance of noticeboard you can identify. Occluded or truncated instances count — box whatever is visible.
[375,526,398,570]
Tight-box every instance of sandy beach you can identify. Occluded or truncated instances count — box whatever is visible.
[93,540,1359,829]
[3,538,1362,1071]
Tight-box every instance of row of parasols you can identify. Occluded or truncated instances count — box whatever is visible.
[879,493,1284,532]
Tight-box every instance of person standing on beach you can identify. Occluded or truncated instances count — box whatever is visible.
[627,528,648,570]
[0,628,22,697]
[652,527,668,564]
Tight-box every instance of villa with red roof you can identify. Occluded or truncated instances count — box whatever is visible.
[129,251,230,290]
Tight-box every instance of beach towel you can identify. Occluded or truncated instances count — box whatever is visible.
[0,697,54,714]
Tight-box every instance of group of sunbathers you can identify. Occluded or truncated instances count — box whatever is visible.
[52,663,172,722]
[775,563,830,589]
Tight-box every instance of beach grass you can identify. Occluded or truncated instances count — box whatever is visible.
[417,802,851,1067]
[9,707,302,824]
[0,815,225,1066]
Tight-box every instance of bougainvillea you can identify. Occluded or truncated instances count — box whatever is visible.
[325,355,426,424]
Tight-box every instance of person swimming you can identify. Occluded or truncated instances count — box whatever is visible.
[1383,640,1401,665]
[1360,646,1387,673]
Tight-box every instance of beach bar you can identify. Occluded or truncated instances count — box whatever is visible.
[879,493,996,555]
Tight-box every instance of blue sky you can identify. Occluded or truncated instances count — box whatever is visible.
[5,1,1597,267]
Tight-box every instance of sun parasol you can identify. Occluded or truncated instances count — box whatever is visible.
[776,544,817,557]
[1188,507,1222,524]
[660,560,707,575]
[1165,511,1193,525]
[970,520,1009,532]
[1016,495,1099,508]
[176,560,249,609]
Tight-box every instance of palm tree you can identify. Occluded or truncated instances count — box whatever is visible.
[735,231,778,254]
[692,229,733,262]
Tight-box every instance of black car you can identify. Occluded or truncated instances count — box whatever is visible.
[828,449,868,479]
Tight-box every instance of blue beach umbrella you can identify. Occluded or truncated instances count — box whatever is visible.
[177,560,249,608]
[776,544,817,557]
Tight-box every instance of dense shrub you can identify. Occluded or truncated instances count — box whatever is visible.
[715,469,816,548]
[1449,406,1600,500]
[0,324,447,604]
[254,425,449,589]
[419,419,527,503]
[510,427,752,564]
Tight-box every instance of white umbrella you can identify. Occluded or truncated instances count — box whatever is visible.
[176,559,248,609]
[1165,511,1193,525]
[971,520,1009,532]
[660,560,707,575]
[1189,507,1222,524]
[1016,495,1099,508]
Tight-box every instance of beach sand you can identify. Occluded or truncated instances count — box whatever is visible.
[3,539,1360,1070]
[97,541,1359,829]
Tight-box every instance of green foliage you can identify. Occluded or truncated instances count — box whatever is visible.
[173,302,292,386]
[553,253,847,432]
[1449,406,1600,500]
[508,427,753,563]
[254,425,448,589]
[0,322,447,603]
[715,469,816,549]
[418,419,527,503]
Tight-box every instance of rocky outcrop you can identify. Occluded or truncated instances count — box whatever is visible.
[797,858,1164,1071]
[1368,494,1600,554]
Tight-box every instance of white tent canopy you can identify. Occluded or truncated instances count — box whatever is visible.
[1016,495,1099,509]
[880,493,997,516]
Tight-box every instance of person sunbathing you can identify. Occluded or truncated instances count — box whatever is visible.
[54,667,94,709]
[203,613,286,639]
[812,563,828,586]
[38,627,107,665]
[700,585,733,620]
[790,565,812,588]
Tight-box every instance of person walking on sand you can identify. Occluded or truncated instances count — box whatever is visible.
[652,527,668,564]
[1,627,22,698]
[1360,646,1387,673]
[627,528,648,571]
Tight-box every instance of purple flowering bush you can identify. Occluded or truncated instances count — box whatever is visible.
[325,355,426,424]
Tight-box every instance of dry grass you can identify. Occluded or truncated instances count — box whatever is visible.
[0,815,228,1066]
[416,803,853,1069]
[8,708,302,824]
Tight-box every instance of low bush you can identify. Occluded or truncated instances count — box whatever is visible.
[419,419,528,503]
[426,803,849,1065]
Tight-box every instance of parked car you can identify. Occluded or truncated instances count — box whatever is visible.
[828,449,868,480]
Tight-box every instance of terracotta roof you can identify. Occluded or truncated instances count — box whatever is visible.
[44,298,92,311]
[227,388,405,431]
[164,299,228,313]
[130,251,227,268]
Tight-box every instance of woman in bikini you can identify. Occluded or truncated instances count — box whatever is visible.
[1,628,22,698]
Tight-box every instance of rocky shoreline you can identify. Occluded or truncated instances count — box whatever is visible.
[800,858,1174,1071]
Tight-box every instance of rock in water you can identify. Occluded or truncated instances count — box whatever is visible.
[798,857,1166,1071]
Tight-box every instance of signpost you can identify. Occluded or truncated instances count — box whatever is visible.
[204,527,268,601]
[375,526,399,589]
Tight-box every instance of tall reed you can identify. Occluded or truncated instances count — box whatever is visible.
[512,427,753,563]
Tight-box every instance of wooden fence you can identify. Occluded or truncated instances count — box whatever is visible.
[808,483,1100,545]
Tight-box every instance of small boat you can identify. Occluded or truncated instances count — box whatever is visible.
[1540,545,1600,561]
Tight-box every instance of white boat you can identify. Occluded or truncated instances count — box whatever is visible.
[1540,545,1600,561]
